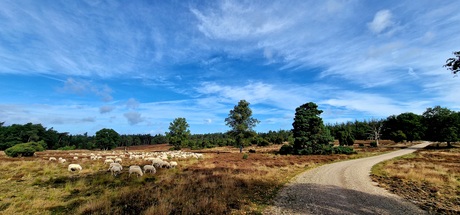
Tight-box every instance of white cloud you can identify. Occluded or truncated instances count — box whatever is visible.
[61,78,113,102]
[368,10,394,34]
[123,112,144,125]
[126,98,140,110]
[99,106,115,114]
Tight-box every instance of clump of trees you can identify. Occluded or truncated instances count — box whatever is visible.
[280,102,354,155]
[5,140,46,157]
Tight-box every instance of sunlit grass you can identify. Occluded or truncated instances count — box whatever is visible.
[0,143,404,214]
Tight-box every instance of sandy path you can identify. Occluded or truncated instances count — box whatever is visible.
[264,142,431,215]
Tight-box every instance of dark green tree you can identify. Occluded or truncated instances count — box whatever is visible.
[167,117,191,150]
[94,128,120,150]
[444,51,460,75]
[291,102,334,154]
[422,106,458,147]
[383,112,424,142]
[225,100,260,146]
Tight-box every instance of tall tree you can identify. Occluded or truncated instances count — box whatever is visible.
[292,102,334,154]
[225,100,260,146]
[167,117,191,150]
[422,106,458,147]
[94,128,120,150]
[444,51,460,75]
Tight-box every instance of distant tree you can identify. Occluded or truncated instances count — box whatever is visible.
[291,102,334,154]
[444,51,460,75]
[167,117,191,150]
[383,113,424,142]
[338,129,355,146]
[422,106,458,147]
[225,100,260,146]
[368,119,383,147]
[94,128,120,150]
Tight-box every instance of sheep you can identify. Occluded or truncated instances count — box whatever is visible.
[104,159,114,164]
[169,161,178,168]
[143,165,156,174]
[73,156,78,160]
[68,164,82,172]
[49,157,57,161]
[108,162,123,171]
[58,158,66,163]
[151,158,164,168]
[114,158,122,163]
[160,161,171,169]
[129,165,143,177]
[109,165,123,176]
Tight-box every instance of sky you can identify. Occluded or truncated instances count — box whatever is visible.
[0,0,459,135]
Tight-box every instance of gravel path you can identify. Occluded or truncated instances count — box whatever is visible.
[264,142,431,215]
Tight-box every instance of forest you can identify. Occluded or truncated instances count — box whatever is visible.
[1,105,458,152]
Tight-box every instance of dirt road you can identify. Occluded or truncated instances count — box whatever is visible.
[264,142,431,215]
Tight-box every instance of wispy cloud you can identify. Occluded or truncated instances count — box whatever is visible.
[60,78,113,102]
[367,10,394,34]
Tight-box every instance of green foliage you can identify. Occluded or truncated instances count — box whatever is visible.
[242,153,249,159]
[94,128,120,150]
[57,145,76,150]
[370,141,377,147]
[225,100,260,145]
[167,117,191,150]
[444,51,460,75]
[390,130,407,143]
[5,141,46,157]
[338,130,355,146]
[383,113,423,142]
[250,136,270,146]
[290,102,334,155]
[279,144,293,155]
[332,146,356,155]
[422,106,459,147]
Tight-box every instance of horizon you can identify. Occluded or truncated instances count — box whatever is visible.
[1,1,459,135]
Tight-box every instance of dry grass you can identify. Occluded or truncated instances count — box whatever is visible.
[0,141,401,214]
[372,143,460,214]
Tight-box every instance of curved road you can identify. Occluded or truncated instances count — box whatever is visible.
[264,142,431,215]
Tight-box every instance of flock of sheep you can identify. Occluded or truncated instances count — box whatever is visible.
[46,150,204,177]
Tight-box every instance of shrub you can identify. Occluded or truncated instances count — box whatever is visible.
[370,141,378,147]
[251,137,270,146]
[5,141,46,157]
[332,146,355,155]
[249,149,256,153]
[359,143,365,147]
[242,153,248,159]
[57,145,76,150]
[279,144,293,155]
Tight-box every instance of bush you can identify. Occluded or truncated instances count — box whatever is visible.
[57,145,76,150]
[242,153,248,159]
[332,146,355,155]
[5,141,46,157]
[279,144,293,155]
[370,141,378,147]
[248,149,256,153]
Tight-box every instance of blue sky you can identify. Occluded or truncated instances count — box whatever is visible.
[1,0,459,135]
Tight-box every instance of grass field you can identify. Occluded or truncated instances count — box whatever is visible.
[0,141,406,214]
[371,143,460,214]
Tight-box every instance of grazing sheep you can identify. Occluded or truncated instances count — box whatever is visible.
[49,157,57,161]
[108,162,123,171]
[68,164,82,172]
[151,158,164,168]
[129,165,143,177]
[114,158,122,163]
[160,161,171,169]
[109,165,123,176]
[73,156,78,160]
[143,165,156,174]
[58,158,66,163]
[104,159,114,164]
[169,161,178,168]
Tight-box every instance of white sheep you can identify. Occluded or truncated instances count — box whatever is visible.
[108,162,123,171]
[58,158,66,163]
[129,165,143,177]
[73,156,78,160]
[68,164,82,172]
[114,157,122,163]
[151,158,164,168]
[49,157,57,161]
[104,159,114,164]
[143,165,156,174]
[109,165,123,176]
[160,161,171,169]
[169,161,178,168]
